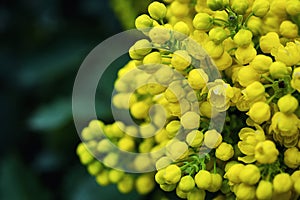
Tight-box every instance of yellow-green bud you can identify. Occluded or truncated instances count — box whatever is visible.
[246,16,263,36]
[204,40,224,58]
[87,161,103,175]
[130,101,150,119]
[207,0,225,11]
[178,175,195,192]
[278,94,298,114]
[108,169,124,183]
[252,0,270,17]
[166,120,181,138]
[259,32,281,54]
[117,175,134,194]
[193,13,213,30]
[171,50,191,71]
[96,170,110,186]
[160,183,177,192]
[187,188,206,200]
[280,20,299,39]
[216,142,234,161]
[207,173,223,192]
[235,45,257,65]
[135,14,153,30]
[136,174,155,195]
[235,183,256,200]
[148,1,167,20]
[284,147,300,169]
[173,21,190,40]
[273,173,293,193]
[224,163,244,183]
[242,81,265,101]
[269,61,290,79]
[231,0,249,14]
[238,66,260,87]
[209,27,228,44]
[188,68,209,90]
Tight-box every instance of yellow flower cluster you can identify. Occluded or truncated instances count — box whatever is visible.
[77,0,300,199]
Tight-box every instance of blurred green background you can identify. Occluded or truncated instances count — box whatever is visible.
[0,0,156,199]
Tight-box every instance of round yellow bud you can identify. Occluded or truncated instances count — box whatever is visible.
[207,173,223,192]
[231,0,249,14]
[238,66,260,87]
[235,44,257,65]
[235,183,256,200]
[171,50,191,71]
[278,94,298,114]
[117,175,134,193]
[284,147,300,169]
[180,111,200,130]
[188,68,209,90]
[259,32,281,54]
[156,156,172,170]
[148,1,167,20]
[164,164,182,184]
[209,27,228,44]
[273,173,293,193]
[224,163,244,183]
[291,67,300,92]
[204,41,224,59]
[130,101,150,119]
[108,169,124,183]
[239,164,261,185]
[155,169,166,185]
[204,129,222,149]
[166,120,181,138]
[255,140,279,164]
[207,0,226,11]
[96,170,110,186]
[193,13,213,30]
[246,16,263,36]
[286,0,300,16]
[149,26,171,44]
[187,188,206,200]
[269,61,290,79]
[280,20,298,39]
[173,21,190,40]
[135,14,153,30]
[242,81,265,101]
[160,183,176,192]
[252,0,270,17]
[186,130,204,147]
[87,161,103,175]
[256,180,273,200]
[247,102,271,124]
[178,175,196,192]
[170,1,189,18]
[250,54,273,74]
[216,142,234,161]
[233,29,253,47]
[195,170,212,190]
[136,174,155,195]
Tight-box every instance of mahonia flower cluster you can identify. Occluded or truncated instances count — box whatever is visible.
[77,0,300,199]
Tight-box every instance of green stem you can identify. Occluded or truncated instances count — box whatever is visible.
[213,157,217,174]
[264,84,273,89]
[243,12,254,27]
[261,75,274,83]
[267,94,276,104]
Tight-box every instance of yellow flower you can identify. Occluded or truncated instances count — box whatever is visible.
[269,112,299,137]
[216,142,234,161]
[164,164,182,184]
[213,51,233,71]
[252,0,270,17]
[250,54,273,74]
[273,173,293,193]
[286,0,300,16]
[208,27,228,44]
[255,140,279,164]
[203,40,224,58]
[259,32,281,53]
[242,81,265,101]
[171,50,191,71]
[207,79,234,112]
[279,20,298,39]
[237,126,265,163]
[271,42,300,66]
[231,0,249,14]
[239,164,261,185]
[148,1,167,20]
[135,14,153,30]
[237,66,260,87]
[247,101,271,124]
[246,16,263,36]
[269,61,290,79]
[235,44,257,65]
[186,130,204,147]
[233,29,253,47]
[224,163,244,184]
[180,111,201,130]
[135,173,155,195]
[278,94,298,114]
[256,180,273,200]
[291,67,300,92]
[284,147,300,169]
[193,13,213,30]
[195,170,212,190]
[207,173,222,192]
[188,68,209,90]
[235,183,256,200]
[204,129,223,149]
[178,175,195,192]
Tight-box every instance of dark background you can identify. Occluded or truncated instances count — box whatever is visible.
[0,0,148,199]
